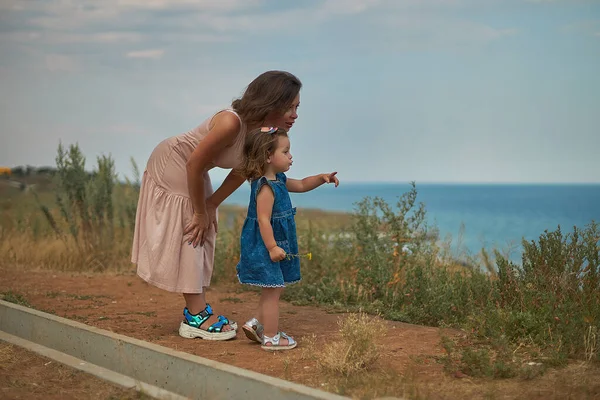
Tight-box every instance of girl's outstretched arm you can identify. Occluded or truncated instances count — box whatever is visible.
[286,172,339,193]
[257,185,287,262]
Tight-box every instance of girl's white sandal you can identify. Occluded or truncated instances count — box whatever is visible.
[261,331,297,351]
[242,317,264,343]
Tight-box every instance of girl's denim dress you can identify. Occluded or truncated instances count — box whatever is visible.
[236,173,301,287]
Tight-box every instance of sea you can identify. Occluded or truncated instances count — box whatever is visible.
[221,182,600,264]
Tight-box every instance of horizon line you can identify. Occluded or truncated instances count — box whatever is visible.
[4,165,598,186]
[219,179,600,186]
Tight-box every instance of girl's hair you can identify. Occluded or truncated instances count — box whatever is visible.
[232,71,302,127]
[236,127,289,181]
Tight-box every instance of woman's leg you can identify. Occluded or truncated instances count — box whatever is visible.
[183,292,233,332]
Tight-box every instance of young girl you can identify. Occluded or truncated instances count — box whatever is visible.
[235,126,339,351]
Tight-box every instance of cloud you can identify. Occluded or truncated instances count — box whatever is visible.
[10,0,263,30]
[525,0,597,3]
[0,0,260,12]
[113,0,262,11]
[0,0,520,72]
[44,54,80,72]
[4,0,517,42]
[324,13,518,54]
[0,31,143,44]
[318,0,382,16]
[562,20,600,37]
[125,49,165,59]
[157,33,234,43]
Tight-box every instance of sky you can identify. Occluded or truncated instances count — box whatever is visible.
[0,0,599,184]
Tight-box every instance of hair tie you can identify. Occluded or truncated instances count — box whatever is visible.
[260,127,278,134]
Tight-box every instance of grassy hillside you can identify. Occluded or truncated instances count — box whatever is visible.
[1,143,598,378]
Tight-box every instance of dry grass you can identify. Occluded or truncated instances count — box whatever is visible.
[298,312,600,399]
[299,313,413,399]
[0,229,134,271]
[584,325,598,362]
[317,312,386,376]
[408,361,600,400]
[0,178,349,273]
[3,168,599,399]
[0,343,18,368]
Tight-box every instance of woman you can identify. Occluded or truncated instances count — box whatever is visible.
[131,71,302,341]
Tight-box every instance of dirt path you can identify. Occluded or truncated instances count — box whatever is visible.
[1,266,598,400]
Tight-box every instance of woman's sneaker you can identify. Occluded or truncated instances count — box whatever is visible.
[178,305,237,341]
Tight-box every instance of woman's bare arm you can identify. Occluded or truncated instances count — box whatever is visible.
[185,112,241,215]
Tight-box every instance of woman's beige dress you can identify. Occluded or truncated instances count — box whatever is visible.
[131,109,245,293]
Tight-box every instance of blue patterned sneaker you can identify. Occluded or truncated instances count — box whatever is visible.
[178,304,237,341]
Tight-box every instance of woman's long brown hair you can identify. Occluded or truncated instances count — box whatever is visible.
[232,71,302,127]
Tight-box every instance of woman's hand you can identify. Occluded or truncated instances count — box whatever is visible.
[268,246,287,262]
[184,213,209,248]
[184,200,218,247]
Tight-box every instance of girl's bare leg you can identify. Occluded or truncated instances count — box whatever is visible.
[258,287,291,345]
